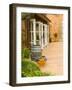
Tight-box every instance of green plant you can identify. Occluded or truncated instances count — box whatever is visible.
[21,60,53,77]
[42,72,52,76]
[21,60,41,77]
[22,48,30,59]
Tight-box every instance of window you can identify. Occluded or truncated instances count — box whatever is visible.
[43,25,45,45]
[30,19,48,48]
[30,20,34,45]
[36,23,40,45]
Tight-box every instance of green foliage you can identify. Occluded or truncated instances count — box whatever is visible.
[21,60,52,77]
[42,72,52,76]
[22,48,30,59]
[22,60,41,77]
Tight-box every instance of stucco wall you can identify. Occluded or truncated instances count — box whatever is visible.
[46,14,63,42]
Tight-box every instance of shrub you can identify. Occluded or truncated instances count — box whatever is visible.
[22,48,30,59]
[22,60,53,77]
[42,72,52,76]
[21,60,42,77]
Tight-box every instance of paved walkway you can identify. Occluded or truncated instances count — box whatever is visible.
[39,42,63,75]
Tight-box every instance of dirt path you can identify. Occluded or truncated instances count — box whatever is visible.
[39,42,63,75]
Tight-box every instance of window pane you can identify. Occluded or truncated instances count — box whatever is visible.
[36,40,40,45]
[30,21,33,31]
[43,26,45,44]
[36,23,39,31]
[31,32,34,41]
[36,32,39,40]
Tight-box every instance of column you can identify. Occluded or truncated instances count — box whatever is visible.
[45,24,48,46]
[38,22,41,46]
[33,19,36,45]
[41,23,43,49]
[47,25,49,43]
[30,20,33,45]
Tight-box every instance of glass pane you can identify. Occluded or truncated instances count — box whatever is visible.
[36,23,39,31]
[30,21,33,31]
[43,26,45,44]
[36,32,39,40]
[36,40,40,45]
[31,32,34,41]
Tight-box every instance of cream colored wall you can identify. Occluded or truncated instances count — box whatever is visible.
[46,14,63,42]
